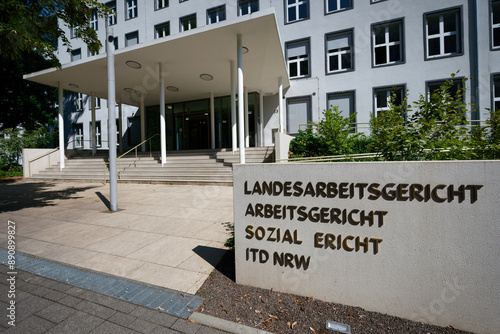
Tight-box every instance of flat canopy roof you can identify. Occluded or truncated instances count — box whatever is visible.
[24,9,290,107]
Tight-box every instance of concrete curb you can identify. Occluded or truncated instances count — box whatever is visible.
[189,312,273,334]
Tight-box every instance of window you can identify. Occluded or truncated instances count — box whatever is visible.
[88,47,98,57]
[427,79,464,102]
[106,1,117,25]
[239,0,259,16]
[372,19,404,66]
[180,14,196,32]
[74,124,84,148]
[73,93,84,112]
[116,119,120,146]
[125,31,139,47]
[91,121,102,147]
[90,10,98,30]
[371,0,387,3]
[126,0,138,20]
[373,86,405,116]
[327,91,356,131]
[493,75,500,111]
[286,39,310,79]
[95,97,101,109]
[425,8,461,59]
[207,5,226,24]
[492,1,500,49]
[326,30,353,73]
[70,26,78,39]
[155,22,170,39]
[156,0,168,10]
[71,49,81,62]
[287,97,311,135]
[326,0,352,13]
[287,0,309,23]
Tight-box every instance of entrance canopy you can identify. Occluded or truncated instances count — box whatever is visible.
[24,9,290,107]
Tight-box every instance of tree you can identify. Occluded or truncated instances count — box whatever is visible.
[0,0,111,67]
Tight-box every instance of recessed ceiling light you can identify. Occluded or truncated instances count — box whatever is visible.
[69,83,79,89]
[242,47,249,54]
[167,86,179,92]
[200,74,214,81]
[265,92,274,95]
[124,88,137,94]
[126,60,142,69]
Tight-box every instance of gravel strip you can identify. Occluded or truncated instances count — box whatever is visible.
[196,251,472,334]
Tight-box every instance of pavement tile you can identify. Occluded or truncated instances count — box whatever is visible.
[16,294,55,322]
[196,327,231,334]
[108,311,138,327]
[43,288,67,302]
[75,300,117,319]
[58,295,82,308]
[35,302,78,323]
[2,315,55,334]
[103,297,139,314]
[127,318,159,334]
[90,320,140,334]
[150,326,181,334]
[171,318,202,333]
[46,311,104,334]
[50,281,74,292]
[129,307,177,327]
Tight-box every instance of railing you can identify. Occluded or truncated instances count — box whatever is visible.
[27,147,60,177]
[104,134,159,182]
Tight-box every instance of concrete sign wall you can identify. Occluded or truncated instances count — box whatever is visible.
[233,161,500,334]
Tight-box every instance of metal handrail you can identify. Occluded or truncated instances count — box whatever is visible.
[27,147,60,177]
[104,134,159,182]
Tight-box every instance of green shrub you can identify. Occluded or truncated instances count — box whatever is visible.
[289,128,326,158]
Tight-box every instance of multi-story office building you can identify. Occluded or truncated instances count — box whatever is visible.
[25,0,500,156]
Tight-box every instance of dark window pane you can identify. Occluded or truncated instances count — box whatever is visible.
[220,11,226,20]
[493,3,500,24]
[389,45,400,62]
[375,28,385,45]
[494,28,500,47]
[290,63,298,77]
[444,35,457,53]
[428,38,440,56]
[341,53,351,69]
[443,12,457,32]
[495,79,500,98]
[288,0,295,4]
[340,0,351,9]
[300,60,309,76]
[393,90,403,106]
[299,3,308,19]
[328,0,338,11]
[427,15,440,35]
[376,91,387,108]
[495,101,500,111]
[375,47,386,65]
[329,55,339,71]
[389,24,400,42]
[288,7,296,21]
[250,1,258,13]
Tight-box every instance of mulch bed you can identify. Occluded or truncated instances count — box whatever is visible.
[195,250,472,334]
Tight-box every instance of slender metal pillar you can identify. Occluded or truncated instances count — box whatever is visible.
[230,61,237,153]
[159,63,167,166]
[58,82,65,170]
[140,95,146,152]
[106,23,118,211]
[259,90,264,147]
[279,77,284,133]
[91,92,96,156]
[118,103,123,153]
[237,34,245,164]
[244,87,249,148]
[210,92,215,149]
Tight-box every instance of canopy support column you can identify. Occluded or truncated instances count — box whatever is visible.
[259,90,264,147]
[231,61,237,153]
[58,82,65,170]
[237,34,245,164]
[245,87,249,148]
[106,23,118,211]
[118,103,123,153]
[140,95,146,152]
[279,77,284,133]
[159,63,167,166]
[210,92,215,149]
[91,92,96,156]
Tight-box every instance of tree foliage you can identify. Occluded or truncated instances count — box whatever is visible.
[0,127,54,168]
[0,0,111,67]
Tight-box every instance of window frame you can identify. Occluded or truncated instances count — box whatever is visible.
[325,0,353,15]
[106,1,117,26]
[286,38,311,80]
[180,13,197,32]
[326,90,357,132]
[372,84,407,118]
[155,21,170,39]
[125,0,138,20]
[74,123,84,148]
[125,31,139,47]
[71,48,82,62]
[491,0,500,50]
[207,5,226,25]
[423,6,463,60]
[90,10,98,31]
[325,28,354,75]
[238,0,259,16]
[286,95,312,135]
[492,73,500,111]
[155,0,169,11]
[285,0,310,24]
[371,18,405,68]
[370,0,388,3]
[425,77,466,103]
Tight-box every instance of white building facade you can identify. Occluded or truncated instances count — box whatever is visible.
[30,0,500,153]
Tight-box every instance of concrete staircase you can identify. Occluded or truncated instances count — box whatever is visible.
[29,147,274,185]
